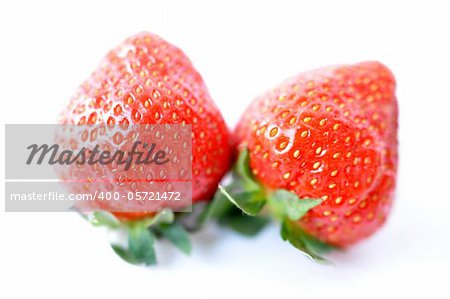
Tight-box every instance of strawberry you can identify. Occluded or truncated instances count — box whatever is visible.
[219,61,397,258]
[59,32,231,215]
[57,32,231,264]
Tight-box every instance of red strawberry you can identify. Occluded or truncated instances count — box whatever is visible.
[231,61,397,250]
[58,32,231,219]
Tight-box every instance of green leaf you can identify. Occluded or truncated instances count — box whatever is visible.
[127,225,157,265]
[89,211,121,229]
[132,208,174,228]
[218,185,266,216]
[301,231,337,254]
[269,189,322,221]
[280,219,331,264]
[198,185,235,224]
[111,245,141,265]
[219,213,270,236]
[235,148,261,192]
[158,222,192,255]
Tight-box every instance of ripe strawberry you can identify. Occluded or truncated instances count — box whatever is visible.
[58,32,231,219]
[231,61,397,250]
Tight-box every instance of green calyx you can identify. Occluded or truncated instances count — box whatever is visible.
[211,148,336,263]
[88,208,191,265]
[84,148,337,265]
[198,148,270,236]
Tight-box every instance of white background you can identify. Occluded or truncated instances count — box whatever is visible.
[1,0,449,298]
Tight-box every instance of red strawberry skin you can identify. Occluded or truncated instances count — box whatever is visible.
[235,62,398,247]
[59,32,231,218]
